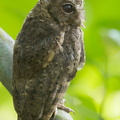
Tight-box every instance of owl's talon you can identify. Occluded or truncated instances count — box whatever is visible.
[57,100,74,113]
[57,104,74,113]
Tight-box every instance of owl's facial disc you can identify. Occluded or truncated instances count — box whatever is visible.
[60,1,82,26]
[47,0,83,27]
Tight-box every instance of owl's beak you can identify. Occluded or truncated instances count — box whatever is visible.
[74,5,84,27]
[74,17,81,27]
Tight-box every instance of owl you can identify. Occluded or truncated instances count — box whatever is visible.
[12,0,85,120]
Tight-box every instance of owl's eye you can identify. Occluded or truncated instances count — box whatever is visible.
[62,3,74,14]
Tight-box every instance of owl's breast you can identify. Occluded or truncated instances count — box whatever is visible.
[50,27,82,81]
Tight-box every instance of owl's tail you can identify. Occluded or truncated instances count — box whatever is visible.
[17,115,33,120]
[18,116,22,120]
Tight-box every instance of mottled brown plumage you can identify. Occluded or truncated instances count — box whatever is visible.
[12,0,85,120]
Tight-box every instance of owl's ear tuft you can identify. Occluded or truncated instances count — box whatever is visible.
[39,0,51,3]
[39,0,51,6]
[38,0,52,9]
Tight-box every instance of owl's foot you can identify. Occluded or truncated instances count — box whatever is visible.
[57,99,74,113]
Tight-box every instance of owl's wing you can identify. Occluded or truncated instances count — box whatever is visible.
[13,16,64,119]
[77,30,85,71]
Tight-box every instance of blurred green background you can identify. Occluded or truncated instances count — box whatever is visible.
[0,0,120,120]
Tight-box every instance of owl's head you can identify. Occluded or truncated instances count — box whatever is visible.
[42,0,84,27]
